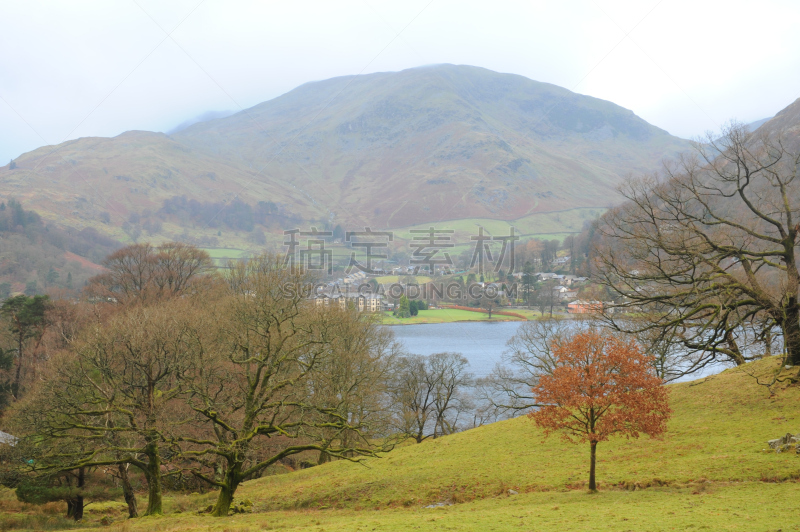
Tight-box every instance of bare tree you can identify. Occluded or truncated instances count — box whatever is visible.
[390,352,472,442]
[594,122,800,374]
[477,319,584,416]
[87,242,213,304]
[390,355,437,443]
[9,297,208,516]
[534,280,558,317]
[307,310,400,464]
[428,352,472,437]
[180,254,394,517]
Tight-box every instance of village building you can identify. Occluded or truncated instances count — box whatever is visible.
[553,285,579,300]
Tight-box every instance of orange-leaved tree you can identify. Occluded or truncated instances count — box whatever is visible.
[528,330,670,491]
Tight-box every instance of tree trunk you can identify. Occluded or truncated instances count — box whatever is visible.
[142,380,163,516]
[72,496,84,521]
[13,329,23,399]
[763,327,773,357]
[143,446,163,516]
[67,467,86,521]
[415,424,425,443]
[211,464,241,517]
[784,298,800,367]
[588,441,597,492]
[724,329,745,366]
[119,463,138,518]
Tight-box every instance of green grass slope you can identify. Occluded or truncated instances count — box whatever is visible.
[6,358,798,531]
[234,359,799,510]
[381,308,525,325]
[59,483,800,532]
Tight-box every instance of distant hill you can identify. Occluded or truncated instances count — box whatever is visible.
[0,65,692,242]
[747,116,772,131]
[166,110,236,135]
[749,98,800,141]
[0,198,119,298]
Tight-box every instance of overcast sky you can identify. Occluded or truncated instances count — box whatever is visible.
[2,0,799,163]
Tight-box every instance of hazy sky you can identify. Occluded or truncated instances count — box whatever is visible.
[2,0,799,163]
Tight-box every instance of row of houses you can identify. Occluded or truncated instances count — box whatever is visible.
[535,272,588,286]
[510,272,588,286]
[313,292,385,312]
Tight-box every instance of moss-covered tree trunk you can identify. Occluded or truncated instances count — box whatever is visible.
[142,440,163,516]
[119,463,138,518]
[142,376,163,516]
[211,462,242,517]
[783,298,800,367]
[317,450,331,465]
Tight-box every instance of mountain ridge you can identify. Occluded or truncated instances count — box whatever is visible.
[1,65,692,242]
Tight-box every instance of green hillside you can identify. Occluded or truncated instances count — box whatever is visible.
[0,65,690,246]
[5,358,796,531]
[233,358,800,509]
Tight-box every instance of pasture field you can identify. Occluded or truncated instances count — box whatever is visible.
[391,208,605,244]
[50,483,800,531]
[373,275,434,285]
[381,308,525,325]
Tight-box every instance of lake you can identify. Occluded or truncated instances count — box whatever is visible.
[389,321,732,382]
[389,321,522,378]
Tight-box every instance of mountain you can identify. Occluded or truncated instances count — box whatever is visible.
[750,98,800,140]
[166,110,236,135]
[0,65,691,241]
[747,117,772,131]
[0,198,119,297]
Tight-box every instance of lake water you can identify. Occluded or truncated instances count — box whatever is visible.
[388,321,522,378]
[388,321,731,382]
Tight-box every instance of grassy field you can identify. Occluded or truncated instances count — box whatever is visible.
[381,308,525,325]
[192,206,604,272]
[392,208,606,244]
[45,483,800,531]
[3,359,799,531]
[506,307,551,320]
[373,275,434,285]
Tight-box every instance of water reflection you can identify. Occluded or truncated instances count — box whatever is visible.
[388,321,732,382]
[389,321,523,378]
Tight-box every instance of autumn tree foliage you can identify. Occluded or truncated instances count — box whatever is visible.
[528,330,670,491]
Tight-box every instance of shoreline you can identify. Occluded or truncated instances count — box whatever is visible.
[381,317,525,326]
